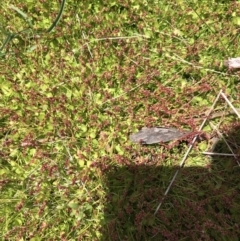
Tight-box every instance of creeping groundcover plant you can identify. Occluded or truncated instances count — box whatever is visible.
[0,0,240,240]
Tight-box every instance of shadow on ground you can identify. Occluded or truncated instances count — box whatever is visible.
[100,126,240,241]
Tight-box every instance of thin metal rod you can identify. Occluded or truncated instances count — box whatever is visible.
[220,92,240,119]
[209,122,240,166]
[154,90,223,215]
[202,151,239,157]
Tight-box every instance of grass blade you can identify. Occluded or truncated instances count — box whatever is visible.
[9,4,33,27]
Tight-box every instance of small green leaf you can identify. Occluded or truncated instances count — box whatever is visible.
[80,125,87,132]
[1,85,12,96]
[232,16,240,26]
[115,144,124,155]
[68,201,79,209]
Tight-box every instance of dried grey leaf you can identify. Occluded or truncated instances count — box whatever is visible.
[129,127,191,144]
[224,57,240,69]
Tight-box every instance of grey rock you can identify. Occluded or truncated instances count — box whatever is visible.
[129,127,191,144]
